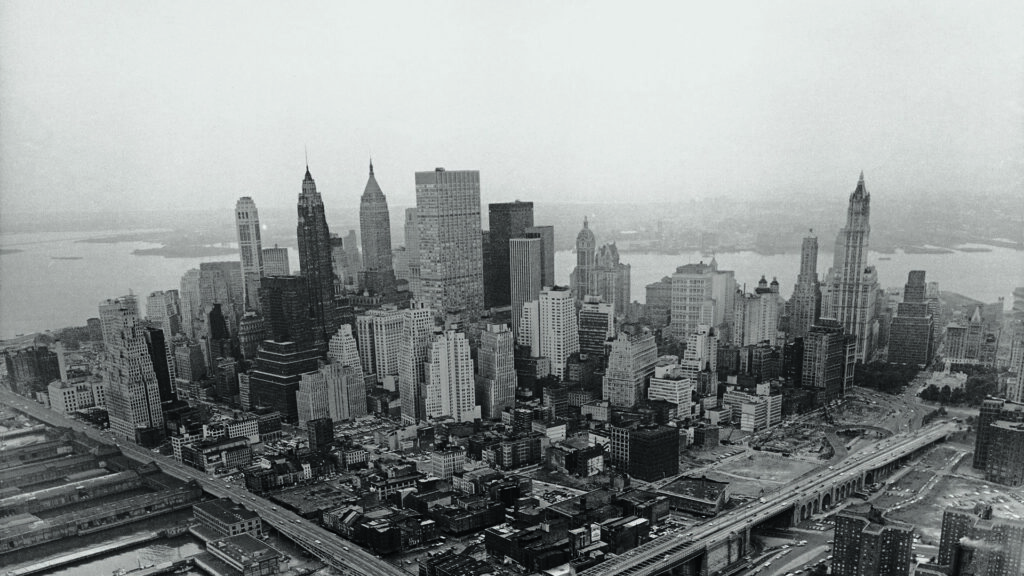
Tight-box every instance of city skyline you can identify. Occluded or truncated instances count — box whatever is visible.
[1,1,1022,220]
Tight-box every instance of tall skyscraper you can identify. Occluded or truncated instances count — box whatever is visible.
[476,323,516,419]
[296,166,340,350]
[523,225,555,288]
[100,298,164,444]
[425,330,481,422]
[296,363,366,426]
[518,286,579,379]
[415,169,485,319]
[973,398,1024,478]
[356,306,404,384]
[235,197,264,311]
[146,290,181,338]
[485,201,534,308]
[578,296,615,357]
[571,217,597,302]
[789,233,822,339]
[669,259,737,340]
[179,269,203,341]
[833,504,913,576]
[803,319,853,401]
[603,331,658,408]
[403,208,421,298]
[99,294,140,347]
[258,275,314,350]
[398,304,435,424]
[509,237,543,337]
[824,173,881,362]
[888,270,935,366]
[359,160,397,297]
[262,245,291,276]
[143,325,177,403]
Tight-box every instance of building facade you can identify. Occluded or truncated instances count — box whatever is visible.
[415,168,485,319]
[235,196,265,312]
[359,160,397,297]
[296,166,340,350]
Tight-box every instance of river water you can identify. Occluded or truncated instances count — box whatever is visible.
[0,227,1020,340]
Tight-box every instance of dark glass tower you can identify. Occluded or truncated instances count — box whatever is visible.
[485,201,534,308]
[359,160,397,297]
[296,166,340,351]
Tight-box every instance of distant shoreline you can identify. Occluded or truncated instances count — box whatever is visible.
[131,246,239,258]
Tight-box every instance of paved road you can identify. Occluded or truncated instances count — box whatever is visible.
[578,420,959,576]
[0,389,404,576]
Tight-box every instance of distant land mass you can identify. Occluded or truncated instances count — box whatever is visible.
[132,245,239,258]
[0,249,23,256]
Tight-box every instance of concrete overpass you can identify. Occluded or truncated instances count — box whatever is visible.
[578,421,959,576]
[0,389,405,576]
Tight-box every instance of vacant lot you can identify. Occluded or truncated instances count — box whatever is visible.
[706,453,820,498]
[888,474,1024,543]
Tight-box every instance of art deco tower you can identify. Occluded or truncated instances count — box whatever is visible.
[789,233,822,339]
[825,173,880,362]
[359,160,397,297]
[297,165,340,351]
[235,197,264,311]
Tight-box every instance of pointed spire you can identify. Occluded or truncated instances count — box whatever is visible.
[369,157,374,176]
[304,147,313,182]
[859,170,864,185]
[583,216,589,228]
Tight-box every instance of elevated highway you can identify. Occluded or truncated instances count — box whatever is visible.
[0,389,405,576]
[579,421,959,576]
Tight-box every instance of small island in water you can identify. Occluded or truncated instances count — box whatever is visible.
[50,256,84,260]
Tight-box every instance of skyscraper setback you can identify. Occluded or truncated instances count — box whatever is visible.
[297,166,340,350]
[235,196,264,311]
[415,169,485,320]
[824,173,880,362]
[359,160,396,297]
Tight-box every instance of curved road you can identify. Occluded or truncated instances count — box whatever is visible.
[578,420,959,576]
[0,389,404,576]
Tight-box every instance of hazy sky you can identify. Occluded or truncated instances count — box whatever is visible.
[1,1,1021,218]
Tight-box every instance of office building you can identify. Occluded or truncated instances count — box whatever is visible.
[328,324,362,372]
[100,299,164,445]
[509,236,543,337]
[296,363,366,426]
[237,312,266,362]
[888,272,935,366]
[823,173,881,362]
[518,286,579,379]
[399,304,435,424]
[307,417,334,453]
[833,503,913,576]
[143,325,177,403]
[296,165,341,349]
[402,208,421,298]
[248,340,320,423]
[476,323,516,419]
[235,197,265,311]
[647,364,696,418]
[259,275,314,350]
[603,331,658,408]
[645,277,673,328]
[146,290,182,338]
[485,201,534,308]
[523,225,555,288]
[669,259,737,340]
[262,245,290,276]
[578,296,615,357]
[359,160,397,297]
[415,168,485,319]
[425,330,481,423]
[789,233,822,339]
[355,306,404,385]
[803,319,852,401]
[99,294,140,348]
[628,425,679,481]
